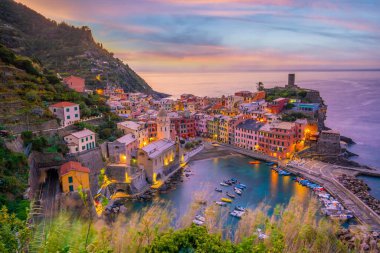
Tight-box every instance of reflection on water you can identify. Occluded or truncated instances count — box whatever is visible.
[128,155,312,228]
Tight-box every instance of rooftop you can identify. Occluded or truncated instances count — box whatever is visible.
[117,121,142,131]
[116,133,136,145]
[60,161,90,176]
[236,119,264,131]
[50,101,78,108]
[68,129,95,139]
[141,139,175,159]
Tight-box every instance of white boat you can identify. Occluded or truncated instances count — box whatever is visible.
[234,189,242,195]
[230,210,245,218]
[195,215,206,222]
[220,182,229,186]
[192,219,204,225]
[215,201,227,206]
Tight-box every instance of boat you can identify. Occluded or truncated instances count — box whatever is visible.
[330,214,354,220]
[235,185,245,190]
[249,160,261,164]
[235,206,246,212]
[234,188,242,195]
[220,182,229,186]
[226,192,236,198]
[224,180,233,185]
[192,219,204,225]
[230,178,238,183]
[230,210,244,218]
[215,188,223,192]
[238,183,247,188]
[221,198,232,203]
[266,162,275,166]
[195,215,206,222]
[215,201,227,206]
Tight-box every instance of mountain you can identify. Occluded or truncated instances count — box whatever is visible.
[0,0,164,96]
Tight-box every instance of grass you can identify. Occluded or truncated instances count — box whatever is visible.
[22,195,352,253]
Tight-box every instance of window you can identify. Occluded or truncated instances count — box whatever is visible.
[69,185,74,192]
[75,147,78,151]
[75,114,79,118]
[82,138,84,142]
[53,108,56,112]
[67,115,70,119]
[86,137,88,141]
[82,145,85,150]
[66,108,70,112]
[68,176,73,183]
[90,136,93,140]
[75,107,78,111]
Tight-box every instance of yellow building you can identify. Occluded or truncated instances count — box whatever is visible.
[218,117,231,143]
[60,161,90,193]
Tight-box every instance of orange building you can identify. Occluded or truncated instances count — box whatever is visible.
[60,161,90,193]
[63,75,85,93]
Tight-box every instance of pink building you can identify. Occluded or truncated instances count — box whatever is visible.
[63,76,85,93]
[49,102,80,127]
[234,119,263,150]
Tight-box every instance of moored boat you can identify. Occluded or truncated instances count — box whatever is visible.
[195,215,206,222]
[215,201,227,206]
[193,219,204,225]
[220,182,229,186]
[235,206,246,212]
[230,210,244,218]
[221,197,232,203]
[215,188,223,192]
[234,188,242,195]
[226,192,236,198]
[249,160,261,164]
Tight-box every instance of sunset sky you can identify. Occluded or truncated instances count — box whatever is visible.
[17,0,380,73]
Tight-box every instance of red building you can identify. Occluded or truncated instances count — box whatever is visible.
[63,75,85,93]
[147,121,157,141]
[267,98,288,114]
[171,114,196,139]
[258,121,301,159]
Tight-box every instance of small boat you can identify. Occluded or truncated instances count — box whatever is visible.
[221,198,232,203]
[215,201,227,206]
[234,188,242,195]
[235,185,245,190]
[230,210,244,218]
[226,192,236,198]
[192,219,204,225]
[230,178,238,183]
[249,160,261,164]
[266,162,275,166]
[235,206,246,212]
[215,188,223,192]
[195,215,206,222]
[238,183,247,188]
[224,180,233,185]
[220,182,229,186]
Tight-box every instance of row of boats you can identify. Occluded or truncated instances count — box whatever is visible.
[294,177,354,221]
[193,205,247,225]
[272,167,291,176]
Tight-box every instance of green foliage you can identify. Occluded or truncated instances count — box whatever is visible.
[0,206,30,253]
[281,112,310,122]
[284,103,295,110]
[148,225,236,252]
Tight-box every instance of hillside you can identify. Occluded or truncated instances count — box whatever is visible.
[0,0,163,96]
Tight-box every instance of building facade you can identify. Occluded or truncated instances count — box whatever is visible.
[49,102,80,127]
[64,129,96,153]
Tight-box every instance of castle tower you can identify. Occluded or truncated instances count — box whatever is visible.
[157,108,171,140]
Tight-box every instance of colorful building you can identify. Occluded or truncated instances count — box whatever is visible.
[107,133,138,165]
[63,75,85,93]
[138,139,176,184]
[117,121,150,148]
[49,102,80,127]
[64,129,96,154]
[235,119,263,150]
[60,161,90,193]
[267,98,288,114]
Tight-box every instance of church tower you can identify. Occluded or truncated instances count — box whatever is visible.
[157,108,171,140]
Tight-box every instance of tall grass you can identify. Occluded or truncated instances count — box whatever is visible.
[28,196,351,252]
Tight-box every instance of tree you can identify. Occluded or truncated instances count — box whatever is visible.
[257,82,265,91]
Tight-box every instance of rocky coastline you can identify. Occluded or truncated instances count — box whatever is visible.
[337,174,380,215]
[338,227,379,251]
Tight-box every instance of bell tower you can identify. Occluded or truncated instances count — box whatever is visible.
[157,108,170,140]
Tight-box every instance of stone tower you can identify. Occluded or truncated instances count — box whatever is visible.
[157,108,171,140]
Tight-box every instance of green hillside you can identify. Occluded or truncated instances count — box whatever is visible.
[0,0,163,96]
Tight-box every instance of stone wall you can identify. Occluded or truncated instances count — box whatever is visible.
[317,130,341,154]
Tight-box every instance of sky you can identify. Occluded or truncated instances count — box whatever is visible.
[17,0,380,73]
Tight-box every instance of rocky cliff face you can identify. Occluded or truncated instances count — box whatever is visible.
[0,0,165,97]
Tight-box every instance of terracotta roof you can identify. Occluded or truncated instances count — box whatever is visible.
[60,161,90,176]
[50,102,78,108]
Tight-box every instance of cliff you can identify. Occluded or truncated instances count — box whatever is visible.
[0,0,165,97]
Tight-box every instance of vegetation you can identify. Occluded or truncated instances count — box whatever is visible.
[265,87,308,102]
[0,138,29,220]
[0,195,355,252]
[0,0,158,95]
[281,112,310,122]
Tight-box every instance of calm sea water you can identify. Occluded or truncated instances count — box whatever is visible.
[142,71,380,168]
[127,155,311,228]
